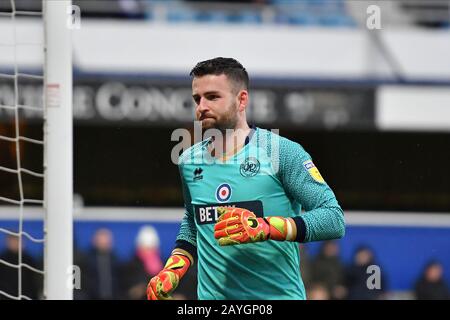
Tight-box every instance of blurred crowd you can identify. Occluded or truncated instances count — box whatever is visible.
[0,228,448,300]
[0,226,197,300]
[72,226,197,300]
[301,242,449,300]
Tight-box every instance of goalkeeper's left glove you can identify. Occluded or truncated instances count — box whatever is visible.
[214,207,296,246]
[146,253,191,300]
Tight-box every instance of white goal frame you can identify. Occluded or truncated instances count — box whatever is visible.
[43,0,73,300]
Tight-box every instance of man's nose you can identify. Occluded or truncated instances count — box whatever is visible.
[197,97,209,112]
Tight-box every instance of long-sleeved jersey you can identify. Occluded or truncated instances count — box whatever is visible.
[176,127,345,299]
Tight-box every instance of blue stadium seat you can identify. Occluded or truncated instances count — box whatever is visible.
[289,13,319,26]
[160,0,356,27]
[318,14,356,27]
[195,10,228,23]
[227,11,262,24]
[275,11,318,26]
[166,9,196,23]
[270,0,355,27]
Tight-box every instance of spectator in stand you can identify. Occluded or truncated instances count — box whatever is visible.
[299,243,313,289]
[311,240,347,300]
[414,260,450,300]
[84,228,121,299]
[73,241,90,300]
[345,245,387,300]
[121,225,163,300]
[307,283,330,300]
[0,234,41,299]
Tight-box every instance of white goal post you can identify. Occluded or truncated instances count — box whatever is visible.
[43,0,73,300]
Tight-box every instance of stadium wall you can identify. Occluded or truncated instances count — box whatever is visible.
[1,19,450,81]
[0,208,449,292]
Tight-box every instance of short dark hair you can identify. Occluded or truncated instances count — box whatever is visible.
[190,57,249,91]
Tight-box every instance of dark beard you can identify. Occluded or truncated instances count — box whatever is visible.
[213,105,239,132]
[214,119,237,132]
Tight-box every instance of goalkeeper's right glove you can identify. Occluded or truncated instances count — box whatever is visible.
[146,253,191,300]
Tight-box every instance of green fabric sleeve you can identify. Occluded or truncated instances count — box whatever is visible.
[278,137,345,242]
[175,165,198,248]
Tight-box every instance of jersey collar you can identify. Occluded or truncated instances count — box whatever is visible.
[244,124,257,146]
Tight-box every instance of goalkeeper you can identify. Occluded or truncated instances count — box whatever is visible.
[147,57,345,300]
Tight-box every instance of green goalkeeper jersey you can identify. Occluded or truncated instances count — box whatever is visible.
[176,127,345,300]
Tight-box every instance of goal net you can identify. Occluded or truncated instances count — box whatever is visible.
[0,0,73,300]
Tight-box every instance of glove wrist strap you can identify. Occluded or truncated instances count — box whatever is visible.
[265,217,297,241]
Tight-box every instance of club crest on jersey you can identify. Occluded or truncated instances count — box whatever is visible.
[215,183,232,203]
[303,160,325,184]
[240,157,260,178]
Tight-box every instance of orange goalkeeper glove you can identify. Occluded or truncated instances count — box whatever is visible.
[146,253,190,300]
[214,207,295,246]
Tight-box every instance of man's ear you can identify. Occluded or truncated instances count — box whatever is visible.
[237,90,249,112]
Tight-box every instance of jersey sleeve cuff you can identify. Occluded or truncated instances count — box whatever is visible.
[292,216,307,243]
[174,239,197,264]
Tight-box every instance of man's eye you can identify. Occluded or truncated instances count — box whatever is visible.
[208,95,219,100]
